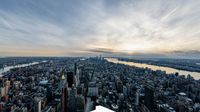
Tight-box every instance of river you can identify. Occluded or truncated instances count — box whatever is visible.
[0,61,44,77]
[106,58,200,80]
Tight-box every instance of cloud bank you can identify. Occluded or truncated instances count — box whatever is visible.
[0,0,200,58]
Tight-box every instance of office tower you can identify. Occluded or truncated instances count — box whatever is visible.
[76,95,85,112]
[144,84,155,111]
[61,87,68,112]
[46,86,53,103]
[67,72,74,88]
[34,97,42,112]
[135,89,140,106]
[59,71,68,112]
[77,84,83,95]
[123,86,128,98]
[68,85,77,112]
[116,80,123,93]
[59,72,66,90]
[88,82,98,97]
[0,87,5,97]
[4,81,10,95]
[74,63,77,76]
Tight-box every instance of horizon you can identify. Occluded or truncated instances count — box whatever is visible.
[0,0,200,58]
[1,55,200,60]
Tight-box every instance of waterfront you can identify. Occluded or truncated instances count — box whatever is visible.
[106,58,200,80]
[0,62,40,77]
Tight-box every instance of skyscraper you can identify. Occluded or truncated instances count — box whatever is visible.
[76,95,85,112]
[59,72,68,112]
[61,87,68,112]
[34,97,42,112]
[68,85,77,112]
[144,84,155,111]
[74,63,77,76]
[67,72,74,88]
[135,89,140,106]
[59,72,66,90]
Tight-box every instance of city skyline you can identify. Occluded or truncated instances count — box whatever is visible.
[0,0,200,58]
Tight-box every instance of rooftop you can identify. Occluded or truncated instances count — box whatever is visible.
[91,106,115,112]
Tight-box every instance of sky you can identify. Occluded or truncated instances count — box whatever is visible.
[0,0,200,58]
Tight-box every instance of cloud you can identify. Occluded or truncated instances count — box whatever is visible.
[0,0,200,58]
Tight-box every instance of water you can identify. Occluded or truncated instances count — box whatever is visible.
[106,58,200,80]
[0,62,40,77]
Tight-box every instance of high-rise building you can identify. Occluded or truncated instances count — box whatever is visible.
[34,97,42,112]
[68,85,77,112]
[4,81,10,95]
[76,67,81,86]
[76,95,85,112]
[116,80,123,93]
[74,63,77,76]
[123,86,128,98]
[67,72,74,88]
[47,86,53,103]
[135,89,140,106]
[59,72,68,112]
[144,84,155,111]
[61,87,68,112]
[88,82,98,97]
[59,72,66,90]
[0,87,5,97]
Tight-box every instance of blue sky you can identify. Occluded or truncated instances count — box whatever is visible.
[0,0,200,58]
